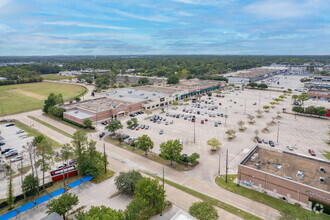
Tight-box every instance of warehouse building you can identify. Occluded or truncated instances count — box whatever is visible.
[238,146,330,211]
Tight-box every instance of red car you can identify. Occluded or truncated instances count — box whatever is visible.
[136,127,139,130]
[219,103,222,105]
[205,118,208,121]
[192,118,195,122]
[308,149,316,156]
[201,120,204,124]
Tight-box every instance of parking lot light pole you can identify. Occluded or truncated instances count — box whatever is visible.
[225,107,227,127]
[218,152,221,176]
[276,121,280,144]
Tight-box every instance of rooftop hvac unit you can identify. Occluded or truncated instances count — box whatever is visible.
[74,110,78,114]
[145,96,148,99]
[320,177,325,184]
[153,93,156,96]
[250,153,258,162]
[319,167,325,173]
[296,171,304,180]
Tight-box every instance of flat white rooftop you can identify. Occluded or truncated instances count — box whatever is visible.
[65,110,95,119]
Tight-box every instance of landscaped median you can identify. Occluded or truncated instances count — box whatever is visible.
[144,172,262,220]
[28,116,73,138]
[215,175,329,220]
[104,136,198,171]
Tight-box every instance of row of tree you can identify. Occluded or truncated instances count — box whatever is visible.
[292,106,328,117]
[247,82,268,89]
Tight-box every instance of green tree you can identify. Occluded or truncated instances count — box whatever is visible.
[74,97,81,102]
[135,135,154,155]
[263,105,270,112]
[22,174,39,198]
[105,120,123,135]
[76,206,124,220]
[291,94,298,102]
[124,75,130,85]
[43,93,64,113]
[117,136,123,145]
[214,89,221,94]
[292,106,304,113]
[7,166,14,210]
[257,83,268,89]
[207,138,221,151]
[305,106,316,115]
[188,153,200,164]
[83,119,92,128]
[124,197,150,220]
[145,110,152,117]
[134,177,165,214]
[167,75,180,84]
[298,93,309,105]
[247,82,258,88]
[36,139,54,189]
[78,141,107,177]
[47,193,79,220]
[60,144,73,186]
[159,140,183,165]
[115,170,143,195]
[138,77,149,85]
[189,202,218,220]
[71,130,88,158]
[316,106,328,117]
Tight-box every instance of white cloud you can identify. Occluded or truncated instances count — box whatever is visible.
[171,0,219,5]
[106,8,172,22]
[43,21,134,30]
[74,32,149,40]
[244,0,325,19]
[0,23,14,32]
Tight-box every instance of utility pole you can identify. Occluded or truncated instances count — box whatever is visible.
[162,166,165,190]
[225,107,227,127]
[103,143,107,173]
[225,149,228,183]
[276,121,280,144]
[193,121,196,143]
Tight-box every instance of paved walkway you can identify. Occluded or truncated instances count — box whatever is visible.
[4,112,280,219]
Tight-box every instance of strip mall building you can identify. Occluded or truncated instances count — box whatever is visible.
[238,146,330,212]
[62,79,225,124]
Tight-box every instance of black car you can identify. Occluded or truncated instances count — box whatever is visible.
[269,141,275,147]
[256,138,262,143]
[99,132,105,138]
[1,148,13,154]
[0,142,5,146]
[5,123,14,127]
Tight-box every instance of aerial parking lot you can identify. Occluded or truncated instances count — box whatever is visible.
[96,85,329,182]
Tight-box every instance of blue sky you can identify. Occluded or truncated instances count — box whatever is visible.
[0,0,329,55]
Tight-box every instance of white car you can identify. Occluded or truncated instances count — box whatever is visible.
[286,145,294,151]
[16,130,24,134]
[10,155,23,163]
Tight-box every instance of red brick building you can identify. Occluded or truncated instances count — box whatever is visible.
[238,146,330,211]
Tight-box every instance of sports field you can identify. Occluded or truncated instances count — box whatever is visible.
[0,82,87,115]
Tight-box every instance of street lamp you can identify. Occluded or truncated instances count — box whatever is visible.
[225,107,228,127]
[276,121,280,144]
[193,120,196,143]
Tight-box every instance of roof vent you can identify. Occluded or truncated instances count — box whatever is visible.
[296,171,304,180]
[319,167,325,173]
[320,177,325,184]
[74,110,78,114]
[250,153,258,162]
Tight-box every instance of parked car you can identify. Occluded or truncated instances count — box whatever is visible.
[131,126,136,130]
[181,154,189,162]
[5,150,18,158]
[140,124,145,129]
[214,122,218,127]
[136,127,140,130]
[165,121,169,125]
[101,121,107,125]
[0,142,5,146]
[308,149,316,156]
[201,120,204,124]
[5,123,14,127]
[16,130,24,134]
[179,140,183,145]
[262,139,268,144]
[159,130,163,135]
[256,138,262,143]
[217,121,222,125]
[205,118,208,122]
[269,141,275,147]
[99,132,105,138]
[286,145,294,151]
[145,125,149,130]
[1,148,13,154]
[170,120,174,124]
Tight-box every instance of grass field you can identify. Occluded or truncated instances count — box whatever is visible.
[0,82,87,115]
[41,74,73,81]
